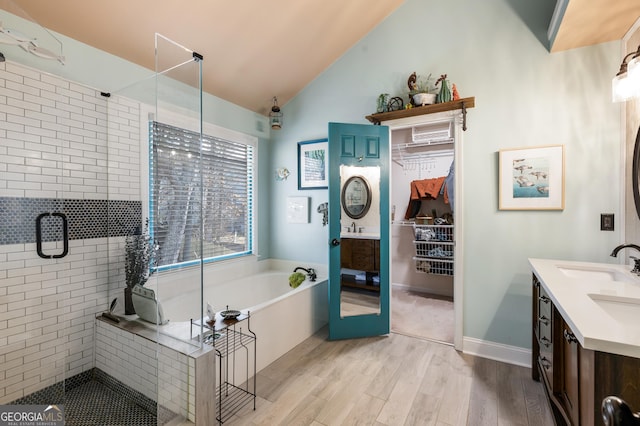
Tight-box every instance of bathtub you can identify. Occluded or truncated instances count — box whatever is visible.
[148,258,329,372]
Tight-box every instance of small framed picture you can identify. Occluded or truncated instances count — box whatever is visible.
[298,139,328,190]
[286,196,309,223]
[498,145,564,210]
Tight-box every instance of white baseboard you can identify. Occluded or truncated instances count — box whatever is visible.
[463,336,531,368]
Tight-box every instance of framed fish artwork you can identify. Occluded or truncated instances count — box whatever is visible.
[499,145,564,210]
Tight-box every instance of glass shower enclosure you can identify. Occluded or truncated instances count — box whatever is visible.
[0,2,206,420]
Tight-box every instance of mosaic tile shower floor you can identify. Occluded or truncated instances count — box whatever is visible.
[64,380,157,426]
[10,369,179,426]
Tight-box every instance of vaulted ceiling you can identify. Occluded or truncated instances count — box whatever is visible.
[2,0,639,115]
[2,0,404,115]
[550,0,640,52]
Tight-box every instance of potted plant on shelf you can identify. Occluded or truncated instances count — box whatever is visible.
[124,219,157,314]
[408,72,437,106]
[435,74,452,103]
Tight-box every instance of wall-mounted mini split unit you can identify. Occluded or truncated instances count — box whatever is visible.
[411,121,453,145]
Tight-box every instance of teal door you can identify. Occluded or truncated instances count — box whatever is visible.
[328,122,390,340]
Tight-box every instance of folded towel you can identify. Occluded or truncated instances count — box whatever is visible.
[289,272,306,288]
[355,272,366,282]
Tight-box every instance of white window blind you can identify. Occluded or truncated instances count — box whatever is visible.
[150,121,253,268]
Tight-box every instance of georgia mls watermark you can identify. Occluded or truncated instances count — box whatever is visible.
[0,405,64,426]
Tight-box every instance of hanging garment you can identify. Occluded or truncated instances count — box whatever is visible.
[403,176,448,219]
[441,160,455,213]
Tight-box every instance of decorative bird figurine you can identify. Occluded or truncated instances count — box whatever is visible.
[452,84,460,100]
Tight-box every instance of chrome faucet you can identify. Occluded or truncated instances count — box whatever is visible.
[351,222,356,233]
[293,266,317,282]
[610,244,640,275]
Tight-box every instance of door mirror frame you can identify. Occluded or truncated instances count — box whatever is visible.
[633,126,640,221]
[341,175,372,219]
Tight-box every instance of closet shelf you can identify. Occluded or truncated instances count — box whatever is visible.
[365,97,475,129]
[392,145,453,169]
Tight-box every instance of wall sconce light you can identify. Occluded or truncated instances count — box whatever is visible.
[612,44,640,102]
[269,97,283,130]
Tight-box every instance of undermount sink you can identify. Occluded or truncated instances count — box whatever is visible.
[556,265,634,283]
[588,294,640,324]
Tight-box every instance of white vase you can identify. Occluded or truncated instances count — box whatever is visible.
[413,93,437,106]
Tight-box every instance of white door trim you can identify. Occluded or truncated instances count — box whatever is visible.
[382,110,464,350]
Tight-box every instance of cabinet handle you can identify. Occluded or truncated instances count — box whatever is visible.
[540,356,551,370]
[539,295,550,304]
[563,329,578,344]
[538,315,549,326]
[540,336,551,347]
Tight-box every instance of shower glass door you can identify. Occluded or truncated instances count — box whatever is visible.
[105,32,203,426]
[0,3,69,417]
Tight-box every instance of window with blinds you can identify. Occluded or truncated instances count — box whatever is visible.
[150,121,254,269]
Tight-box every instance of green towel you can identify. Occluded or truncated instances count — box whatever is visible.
[289,272,306,288]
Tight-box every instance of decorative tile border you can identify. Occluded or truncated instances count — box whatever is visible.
[0,197,141,245]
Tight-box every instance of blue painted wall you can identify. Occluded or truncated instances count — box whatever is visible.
[2,0,624,351]
[270,0,623,349]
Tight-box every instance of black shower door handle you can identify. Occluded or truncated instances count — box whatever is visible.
[36,212,69,259]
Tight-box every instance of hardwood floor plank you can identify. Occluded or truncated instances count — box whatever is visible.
[467,356,498,425]
[376,341,433,425]
[404,391,440,426]
[315,372,373,425]
[521,371,555,426]
[341,393,386,426]
[497,363,528,426]
[436,371,472,425]
[419,344,452,397]
[250,372,323,425]
[212,327,553,426]
[279,394,326,426]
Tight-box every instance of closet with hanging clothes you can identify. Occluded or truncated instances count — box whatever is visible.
[390,118,456,343]
[368,97,473,348]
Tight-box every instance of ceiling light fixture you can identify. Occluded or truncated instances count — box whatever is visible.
[0,21,65,65]
[612,44,640,102]
[269,97,283,130]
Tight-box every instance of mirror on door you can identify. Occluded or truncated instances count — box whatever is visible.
[339,165,381,317]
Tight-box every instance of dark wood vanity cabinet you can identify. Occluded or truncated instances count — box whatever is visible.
[340,238,380,291]
[533,277,554,385]
[532,273,640,425]
[341,238,379,271]
[559,317,581,425]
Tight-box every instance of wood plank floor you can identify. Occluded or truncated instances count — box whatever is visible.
[215,328,554,426]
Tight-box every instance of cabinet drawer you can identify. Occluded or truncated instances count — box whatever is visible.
[538,287,552,318]
[537,314,552,348]
[538,354,553,389]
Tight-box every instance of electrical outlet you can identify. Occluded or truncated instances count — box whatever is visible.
[601,214,614,231]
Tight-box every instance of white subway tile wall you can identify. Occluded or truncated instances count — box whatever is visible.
[0,60,150,405]
[95,321,195,422]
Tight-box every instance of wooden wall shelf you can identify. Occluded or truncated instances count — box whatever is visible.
[365,97,475,130]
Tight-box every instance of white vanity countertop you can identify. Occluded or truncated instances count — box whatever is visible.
[529,258,640,359]
[340,232,380,240]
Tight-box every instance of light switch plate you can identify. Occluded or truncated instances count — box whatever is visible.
[601,214,614,231]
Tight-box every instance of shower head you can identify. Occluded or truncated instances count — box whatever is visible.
[0,52,5,62]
